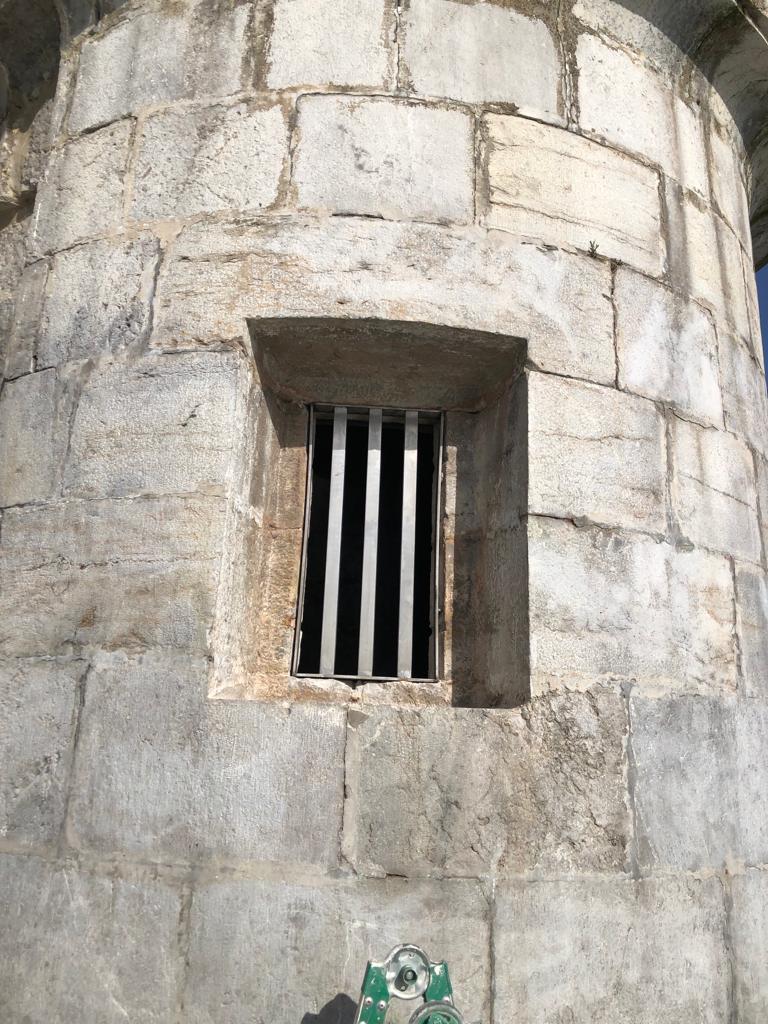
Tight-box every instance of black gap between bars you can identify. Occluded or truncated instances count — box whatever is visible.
[296,417,332,675]
[333,417,368,674]
[372,417,405,677]
[412,422,436,680]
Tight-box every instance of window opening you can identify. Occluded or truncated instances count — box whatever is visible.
[294,405,443,682]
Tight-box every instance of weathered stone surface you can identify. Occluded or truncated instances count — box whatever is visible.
[529,518,737,694]
[294,96,474,223]
[0,658,81,848]
[68,651,346,867]
[731,870,768,1022]
[709,126,750,244]
[64,351,249,499]
[0,495,226,658]
[494,875,728,1024]
[615,268,722,426]
[0,213,28,297]
[631,694,768,869]
[68,2,250,133]
[185,875,490,1024]
[131,102,287,222]
[30,121,132,255]
[0,369,63,506]
[736,567,768,698]
[402,0,560,120]
[153,216,616,385]
[3,260,48,379]
[37,235,160,367]
[528,372,666,532]
[719,332,768,457]
[20,95,54,194]
[485,115,663,274]
[757,454,768,556]
[0,854,179,1023]
[671,416,760,562]
[266,0,393,90]
[342,694,629,878]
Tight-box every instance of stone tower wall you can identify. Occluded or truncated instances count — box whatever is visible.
[2,1,768,1021]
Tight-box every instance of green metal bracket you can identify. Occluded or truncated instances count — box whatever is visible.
[353,945,466,1024]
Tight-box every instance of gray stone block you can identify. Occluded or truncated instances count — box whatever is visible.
[342,693,629,878]
[0,853,179,1023]
[736,567,768,698]
[0,369,62,506]
[0,495,226,658]
[3,260,48,380]
[130,102,287,222]
[185,874,489,1024]
[30,121,132,256]
[731,870,768,1022]
[630,694,768,870]
[719,331,768,458]
[68,651,346,868]
[37,235,160,366]
[0,658,81,848]
[294,96,474,224]
[493,875,728,1024]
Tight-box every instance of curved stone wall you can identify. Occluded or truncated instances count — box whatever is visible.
[1,1,768,1021]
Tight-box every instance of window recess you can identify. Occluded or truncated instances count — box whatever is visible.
[294,405,443,682]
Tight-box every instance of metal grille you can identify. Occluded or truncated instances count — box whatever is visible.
[293,405,443,682]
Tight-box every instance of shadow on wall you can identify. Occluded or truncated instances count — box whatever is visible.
[301,993,357,1024]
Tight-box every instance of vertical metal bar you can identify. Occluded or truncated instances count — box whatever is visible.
[358,409,382,678]
[292,406,315,675]
[428,415,444,681]
[398,411,419,678]
[320,406,347,676]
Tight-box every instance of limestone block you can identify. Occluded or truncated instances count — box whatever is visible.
[709,126,750,244]
[153,217,616,385]
[266,0,393,90]
[673,95,711,199]
[529,518,737,694]
[485,115,663,275]
[719,333,768,457]
[294,96,474,224]
[736,567,768,698]
[731,870,768,1022]
[528,372,666,532]
[402,0,560,121]
[20,95,54,194]
[494,875,728,1024]
[3,260,48,380]
[30,121,132,256]
[342,694,629,878]
[131,102,287,222]
[671,416,760,562]
[37,235,160,366]
[0,854,178,1023]
[614,267,723,426]
[0,495,226,658]
[64,351,249,499]
[0,658,81,848]
[68,651,346,867]
[757,454,768,556]
[0,369,62,506]
[0,213,28,297]
[630,693,768,869]
[744,250,764,369]
[68,2,249,134]
[185,875,489,1024]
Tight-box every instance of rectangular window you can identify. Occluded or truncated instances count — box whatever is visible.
[293,405,443,682]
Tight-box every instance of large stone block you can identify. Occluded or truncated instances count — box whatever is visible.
[68,1,250,133]
[630,693,768,870]
[153,217,616,385]
[757,454,768,556]
[342,693,629,878]
[266,0,394,90]
[670,416,761,562]
[494,875,728,1024]
[68,651,346,867]
[37,235,160,367]
[731,870,768,1022]
[185,875,490,1024]
[719,332,768,457]
[529,518,738,694]
[736,567,768,699]
[528,372,666,532]
[402,0,560,121]
[131,102,287,222]
[485,115,663,275]
[708,126,750,245]
[614,268,722,426]
[0,854,179,1023]
[0,658,81,849]
[0,495,226,658]
[0,369,63,506]
[3,260,48,380]
[294,96,474,224]
[30,121,132,256]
